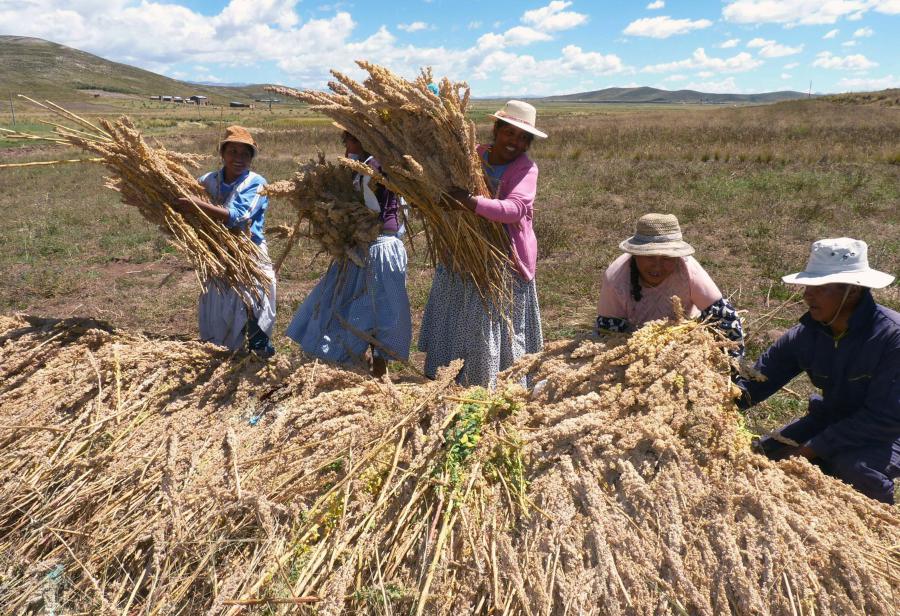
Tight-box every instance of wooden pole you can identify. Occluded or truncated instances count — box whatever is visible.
[8,92,15,126]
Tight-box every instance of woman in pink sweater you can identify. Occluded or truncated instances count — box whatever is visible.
[419,100,546,388]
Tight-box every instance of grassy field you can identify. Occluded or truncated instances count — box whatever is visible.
[1,97,898,433]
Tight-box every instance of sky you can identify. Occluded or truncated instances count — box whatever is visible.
[1,0,899,95]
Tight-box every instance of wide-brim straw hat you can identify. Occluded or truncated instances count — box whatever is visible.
[619,213,694,257]
[219,125,258,157]
[782,237,894,288]
[489,100,548,139]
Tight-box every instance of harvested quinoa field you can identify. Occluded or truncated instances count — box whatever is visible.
[1,95,899,613]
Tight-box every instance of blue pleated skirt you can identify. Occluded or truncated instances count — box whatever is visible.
[285,235,411,366]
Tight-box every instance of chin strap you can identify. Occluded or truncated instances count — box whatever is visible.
[824,285,852,327]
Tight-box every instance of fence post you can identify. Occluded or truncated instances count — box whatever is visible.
[8,92,15,126]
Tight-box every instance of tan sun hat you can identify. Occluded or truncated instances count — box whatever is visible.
[489,100,548,139]
[782,238,894,288]
[619,213,695,257]
[219,125,258,157]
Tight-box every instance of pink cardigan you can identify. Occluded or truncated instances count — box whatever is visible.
[473,144,539,281]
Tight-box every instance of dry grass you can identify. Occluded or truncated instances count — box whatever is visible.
[0,312,897,614]
[2,97,270,300]
[263,153,382,268]
[268,64,515,307]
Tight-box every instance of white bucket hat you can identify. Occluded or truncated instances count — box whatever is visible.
[619,213,694,258]
[489,100,548,139]
[782,238,894,288]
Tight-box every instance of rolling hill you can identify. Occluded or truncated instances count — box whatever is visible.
[541,86,810,104]
[0,36,273,104]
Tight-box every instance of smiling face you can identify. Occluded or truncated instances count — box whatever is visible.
[221,142,254,182]
[488,121,533,165]
[634,255,679,287]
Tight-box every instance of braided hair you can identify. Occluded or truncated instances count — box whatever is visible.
[629,256,643,302]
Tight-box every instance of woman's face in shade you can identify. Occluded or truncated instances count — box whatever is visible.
[634,255,678,287]
[342,132,364,157]
[490,122,531,165]
[221,142,253,181]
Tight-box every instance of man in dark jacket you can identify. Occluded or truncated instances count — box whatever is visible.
[737,238,899,503]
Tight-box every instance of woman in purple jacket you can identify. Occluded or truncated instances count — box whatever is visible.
[419,100,546,388]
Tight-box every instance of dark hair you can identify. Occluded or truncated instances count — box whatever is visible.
[493,119,535,147]
[629,256,643,302]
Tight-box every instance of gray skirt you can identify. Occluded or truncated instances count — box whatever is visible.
[418,265,543,389]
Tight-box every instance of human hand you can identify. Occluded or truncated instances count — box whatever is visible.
[447,187,475,210]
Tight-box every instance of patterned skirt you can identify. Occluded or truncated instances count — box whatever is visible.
[198,243,276,352]
[418,265,543,389]
[285,235,411,366]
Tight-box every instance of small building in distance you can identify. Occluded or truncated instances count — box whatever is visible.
[162,95,172,102]
[189,95,209,105]
[229,101,251,108]
[149,95,161,100]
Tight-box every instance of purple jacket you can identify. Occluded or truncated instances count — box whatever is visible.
[737,290,900,459]
[473,144,539,281]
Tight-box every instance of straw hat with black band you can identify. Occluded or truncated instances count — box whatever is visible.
[219,125,258,157]
[488,100,548,139]
[619,213,694,258]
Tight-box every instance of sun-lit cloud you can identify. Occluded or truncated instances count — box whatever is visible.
[398,22,430,33]
[684,76,741,93]
[647,1,665,9]
[842,40,857,46]
[521,1,588,32]
[853,26,873,37]
[781,73,791,79]
[746,38,803,58]
[836,74,899,90]
[623,15,712,38]
[643,48,762,73]
[823,29,839,39]
[720,38,740,48]
[784,62,799,69]
[723,0,871,26]
[813,51,878,70]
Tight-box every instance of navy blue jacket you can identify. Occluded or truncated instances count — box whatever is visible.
[737,291,900,459]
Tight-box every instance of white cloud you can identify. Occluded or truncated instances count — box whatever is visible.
[684,77,740,93]
[471,44,625,86]
[784,62,799,69]
[813,51,878,70]
[663,74,686,81]
[623,16,713,38]
[781,73,791,79]
[720,38,740,48]
[836,74,900,90]
[746,38,803,57]
[501,26,553,46]
[874,0,900,14]
[842,40,857,47]
[647,1,665,9]
[853,27,873,37]
[723,0,871,26]
[398,22,429,33]
[697,71,714,78]
[823,29,839,39]
[643,48,763,73]
[522,1,588,32]
[468,21,482,30]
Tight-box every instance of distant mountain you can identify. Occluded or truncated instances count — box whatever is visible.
[0,36,271,104]
[541,86,810,104]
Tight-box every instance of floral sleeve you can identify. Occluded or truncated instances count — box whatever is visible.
[700,297,744,356]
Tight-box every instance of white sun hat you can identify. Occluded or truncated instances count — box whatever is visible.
[782,238,895,288]
[489,100,548,139]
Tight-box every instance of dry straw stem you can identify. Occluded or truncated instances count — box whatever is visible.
[3,96,269,300]
[0,312,897,615]
[267,63,514,307]
[261,152,382,268]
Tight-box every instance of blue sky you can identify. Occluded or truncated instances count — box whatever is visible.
[2,1,899,94]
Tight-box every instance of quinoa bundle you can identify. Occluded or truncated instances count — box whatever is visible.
[268,64,514,306]
[0,313,897,615]
[262,153,382,267]
[2,98,269,299]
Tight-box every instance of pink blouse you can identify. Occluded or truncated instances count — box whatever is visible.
[597,254,722,327]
